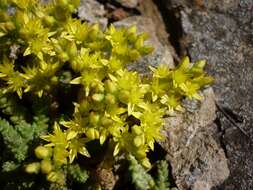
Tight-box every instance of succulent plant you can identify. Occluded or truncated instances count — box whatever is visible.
[0,0,213,188]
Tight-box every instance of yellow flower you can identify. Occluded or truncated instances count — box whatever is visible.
[41,122,68,148]
[68,138,90,163]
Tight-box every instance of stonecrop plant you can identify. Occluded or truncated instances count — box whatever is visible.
[0,0,213,189]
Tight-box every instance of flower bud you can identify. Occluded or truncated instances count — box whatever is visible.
[0,97,7,104]
[129,49,140,61]
[133,135,145,147]
[86,128,99,140]
[25,162,40,174]
[35,146,52,159]
[57,0,68,6]
[105,94,116,105]
[47,171,58,183]
[79,100,90,113]
[67,4,75,12]
[105,80,117,93]
[118,90,129,104]
[59,52,69,62]
[47,171,65,184]
[92,93,104,102]
[132,125,142,135]
[43,16,55,26]
[95,83,105,93]
[101,117,112,126]
[136,149,146,158]
[50,76,58,85]
[4,22,15,31]
[41,160,53,174]
[68,42,77,58]
[89,112,100,125]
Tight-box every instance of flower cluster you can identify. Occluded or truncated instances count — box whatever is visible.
[0,0,213,185]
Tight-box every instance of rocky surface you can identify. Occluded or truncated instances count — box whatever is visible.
[78,0,108,29]
[115,0,139,8]
[160,88,229,190]
[138,0,171,48]
[95,168,117,190]
[158,0,253,189]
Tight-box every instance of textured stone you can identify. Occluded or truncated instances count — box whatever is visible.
[78,0,108,29]
[114,16,175,75]
[138,0,172,47]
[160,0,253,189]
[110,8,129,21]
[160,88,229,190]
[95,168,117,190]
[115,0,139,8]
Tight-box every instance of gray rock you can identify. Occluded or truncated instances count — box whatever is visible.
[78,0,108,29]
[138,0,173,48]
[201,0,240,12]
[160,0,253,189]
[114,16,175,75]
[165,0,241,12]
[115,0,139,8]
[9,44,20,60]
[160,88,229,190]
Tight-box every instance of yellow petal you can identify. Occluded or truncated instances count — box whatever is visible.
[148,140,154,151]
[79,147,90,157]
[67,131,78,140]
[193,93,203,100]
[37,90,43,97]
[37,52,44,60]
[113,143,120,156]
[100,134,107,145]
[23,47,31,56]
[108,74,118,82]
[70,77,82,84]
[131,111,142,119]
[69,149,76,163]
[152,93,158,102]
